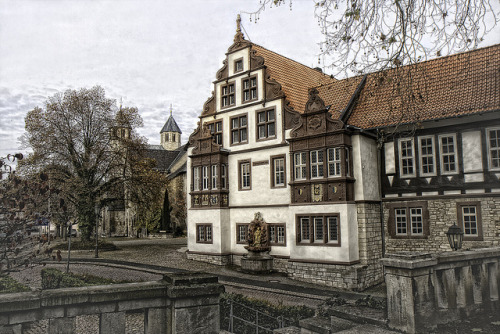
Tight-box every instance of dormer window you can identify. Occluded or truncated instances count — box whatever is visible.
[221,83,235,108]
[234,58,243,73]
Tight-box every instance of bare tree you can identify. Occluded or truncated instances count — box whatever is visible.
[246,0,499,76]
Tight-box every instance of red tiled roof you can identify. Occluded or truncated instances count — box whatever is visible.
[318,44,500,129]
[251,44,334,112]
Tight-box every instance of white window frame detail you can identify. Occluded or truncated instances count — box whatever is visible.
[221,164,227,189]
[328,147,342,177]
[299,217,310,242]
[193,167,200,191]
[313,217,324,242]
[277,225,285,244]
[410,208,424,236]
[211,165,218,190]
[438,134,458,175]
[398,138,416,178]
[327,216,339,244]
[487,127,500,171]
[294,152,307,180]
[310,150,324,179]
[273,157,285,187]
[241,162,251,190]
[202,166,209,190]
[418,135,436,176]
[461,206,478,237]
[395,208,407,235]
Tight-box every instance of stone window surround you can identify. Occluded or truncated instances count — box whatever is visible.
[238,159,252,191]
[206,119,223,146]
[292,147,351,182]
[295,213,341,247]
[255,107,276,141]
[269,223,286,246]
[457,201,483,241]
[221,81,236,109]
[234,57,244,73]
[270,154,286,189]
[486,127,500,171]
[241,75,258,104]
[196,224,213,244]
[230,113,248,146]
[387,201,429,239]
[236,223,248,244]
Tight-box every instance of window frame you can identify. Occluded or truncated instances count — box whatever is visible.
[327,147,342,177]
[438,133,458,175]
[268,223,286,246]
[457,202,483,241]
[398,138,416,178]
[296,214,341,246]
[230,114,248,146]
[206,120,223,145]
[236,223,248,244]
[418,135,436,177]
[234,58,244,73]
[310,150,325,179]
[211,165,218,190]
[486,127,500,171]
[220,164,227,189]
[202,166,209,190]
[238,160,251,191]
[221,82,235,109]
[271,155,286,188]
[256,108,276,141]
[242,75,258,103]
[294,152,307,181]
[193,166,201,191]
[387,202,429,239]
[196,224,213,244]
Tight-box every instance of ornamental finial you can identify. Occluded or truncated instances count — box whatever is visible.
[234,14,244,43]
[236,14,241,33]
[170,103,172,117]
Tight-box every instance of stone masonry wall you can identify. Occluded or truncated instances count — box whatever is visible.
[186,252,231,266]
[384,196,500,254]
[356,202,384,288]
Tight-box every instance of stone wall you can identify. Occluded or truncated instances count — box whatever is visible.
[384,196,500,253]
[382,248,500,333]
[356,202,384,288]
[0,273,224,334]
[186,252,231,266]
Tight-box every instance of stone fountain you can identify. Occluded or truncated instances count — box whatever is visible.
[241,212,273,274]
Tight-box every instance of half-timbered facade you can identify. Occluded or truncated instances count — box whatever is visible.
[186,17,500,290]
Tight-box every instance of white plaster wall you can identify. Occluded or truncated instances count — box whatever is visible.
[384,141,395,174]
[187,208,229,254]
[227,48,249,77]
[352,135,380,201]
[228,145,290,206]
[462,131,483,172]
[288,204,359,263]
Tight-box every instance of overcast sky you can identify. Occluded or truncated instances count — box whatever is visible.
[1,0,499,160]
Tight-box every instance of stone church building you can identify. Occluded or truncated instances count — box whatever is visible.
[186,18,500,290]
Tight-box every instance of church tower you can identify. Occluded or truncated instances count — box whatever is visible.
[160,105,182,150]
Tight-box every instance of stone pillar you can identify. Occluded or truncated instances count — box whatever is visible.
[381,252,438,334]
[164,272,224,334]
[99,312,125,334]
[145,308,167,334]
[48,317,75,334]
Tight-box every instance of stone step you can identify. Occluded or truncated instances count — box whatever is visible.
[329,305,387,328]
[298,316,332,334]
[273,326,301,334]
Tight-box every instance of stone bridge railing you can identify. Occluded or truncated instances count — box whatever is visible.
[0,272,224,334]
[382,247,500,334]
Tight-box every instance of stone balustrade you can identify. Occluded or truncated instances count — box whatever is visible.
[381,247,500,333]
[0,272,224,334]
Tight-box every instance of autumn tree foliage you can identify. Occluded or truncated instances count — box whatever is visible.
[22,86,158,241]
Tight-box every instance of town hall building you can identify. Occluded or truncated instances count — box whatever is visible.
[186,17,500,290]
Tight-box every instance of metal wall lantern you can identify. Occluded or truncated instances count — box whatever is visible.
[446,223,463,251]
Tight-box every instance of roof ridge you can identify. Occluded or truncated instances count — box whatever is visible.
[251,42,334,80]
[313,43,500,90]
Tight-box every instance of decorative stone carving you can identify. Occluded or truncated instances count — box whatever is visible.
[312,184,323,202]
[308,115,322,130]
[250,49,265,70]
[245,212,270,252]
[202,91,216,116]
[284,101,303,132]
[305,88,326,113]
[265,72,286,100]
[216,60,228,80]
